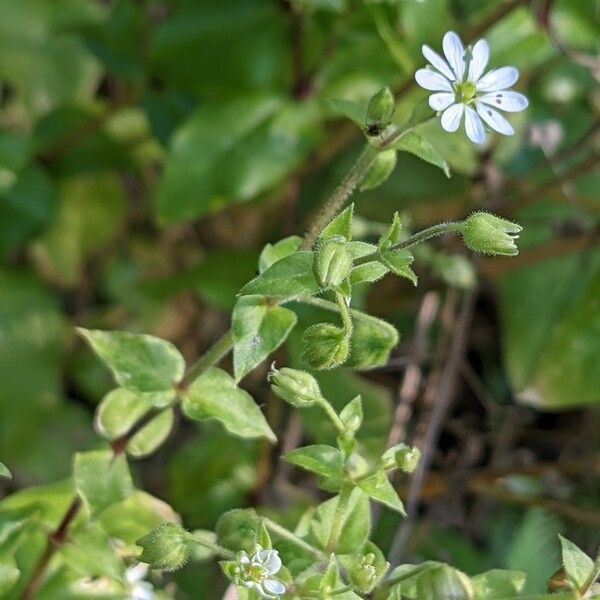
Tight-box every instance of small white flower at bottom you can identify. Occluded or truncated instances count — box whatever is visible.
[125,563,155,600]
[415,31,528,144]
[235,548,286,599]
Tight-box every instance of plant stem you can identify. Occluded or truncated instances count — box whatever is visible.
[191,534,236,560]
[301,144,379,250]
[326,484,353,552]
[263,517,326,559]
[334,291,353,336]
[317,397,346,433]
[182,329,234,386]
[354,221,462,266]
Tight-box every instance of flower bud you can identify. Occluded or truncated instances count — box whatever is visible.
[381,443,421,473]
[302,323,350,370]
[366,87,395,132]
[136,523,192,571]
[360,149,397,191]
[269,365,322,407]
[348,542,389,593]
[313,236,352,289]
[460,212,522,256]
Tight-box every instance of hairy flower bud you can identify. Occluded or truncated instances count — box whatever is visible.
[268,365,322,407]
[366,87,395,132]
[360,149,397,191]
[460,212,522,256]
[136,523,192,571]
[313,236,352,289]
[302,323,350,370]
[348,542,389,593]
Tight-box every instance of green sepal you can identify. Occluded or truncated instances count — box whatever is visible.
[320,204,354,242]
[302,323,350,370]
[339,395,363,434]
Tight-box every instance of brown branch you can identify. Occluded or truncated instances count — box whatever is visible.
[388,288,477,566]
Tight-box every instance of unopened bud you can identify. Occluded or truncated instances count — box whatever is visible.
[460,212,522,256]
[360,149,397,191]
[136,523,192,571]
[366,87,395,132]
[302,323,350,370]
[313,235,352,289]
[381,443,421,473]
[349,542,389,593]
[268,365,322,407]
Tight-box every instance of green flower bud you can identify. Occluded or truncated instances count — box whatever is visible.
[348,542,389,593]
[381,443,421,473]
[360,149,397,191]
[268,365,322,407]
[302,323,350,370]
[366,87,395,132]
[136,522,192,571]
[313,235,352,289]
[215,508,261,553]
[460,212,522,256]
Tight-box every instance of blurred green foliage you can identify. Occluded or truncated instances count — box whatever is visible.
[0,0,598,598]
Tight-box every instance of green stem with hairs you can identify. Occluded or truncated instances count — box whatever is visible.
[326,484,353,552]
[263,517,326,559]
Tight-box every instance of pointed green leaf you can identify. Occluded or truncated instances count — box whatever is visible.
[0,556,19,597]
[559,535,594,589]
[380,249,417,285]
[379,212,403,249]
[326,98,367,127]
[127,409,174,458]
[78,329,185,392]
[346,241,377,260]
[471,569,527,599]
[239,252,321,298]
[339,396,363,433]
[284,445,344,479]
[74,449,133,517]
[233,296,297,381]
[347,312,399,370]
[393,131,450,177]
[182,367,275,442]
[350,261,389,285]
[357,470,405,514]
[259,235,303,273]
[0,463,10,479]
[320,204,354,241]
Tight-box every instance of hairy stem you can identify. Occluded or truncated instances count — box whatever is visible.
[581,549,600,594]
[263,517,326,559]
[316,397,346,434]
[182,329,235,387]
[191,534,235,560]
[326,484,353,552]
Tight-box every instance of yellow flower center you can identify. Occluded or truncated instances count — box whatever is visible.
[455,81,477,103]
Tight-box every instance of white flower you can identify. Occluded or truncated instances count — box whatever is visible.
[125,563,155,600]
[234,548,286,599]
[415,31,528,144]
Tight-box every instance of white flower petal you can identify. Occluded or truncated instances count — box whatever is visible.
[259,550,282,575]
[132,582,155,600]
[476,103,514,135]
[428,92,455,111]
[440,103,464,132]
[125,564,148,584]
[263,579,286,595]
[464,106,486,144]
[422,45,455,81]
[476,66,519,92]
[468,39,490,82]
[443,31,466,81]
[415,68,453,91]
[479,90,528,112]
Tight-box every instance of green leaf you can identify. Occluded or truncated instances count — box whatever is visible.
[559,535,594,589]
[259,236,303,273]
[31,174,126,287]
[0,555,19,597]
[379,212,403,249]
[347,312,399,370]
[339,395,363,433]
[127,409,174,458]
[320,204,354,241]
[216,508,261,553]
[239,251,321,298]
[74,449,133,517]
[346,241,378,260]
[471,569,527,599]
[137,522,193,571]
[78,329,185,393]
[0,463,10,479]
[309,488,370,554]
[156,95,320,223]
[326,98,366,127]
[350,261,389,286]
[393,131,450,177]
[379,249,417,285]
[416,564,473,600]
[182,367,275,442]
[233,295,297,381]
[284,445,344,479]
[360,149,397,191]
[356,470,405,514]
